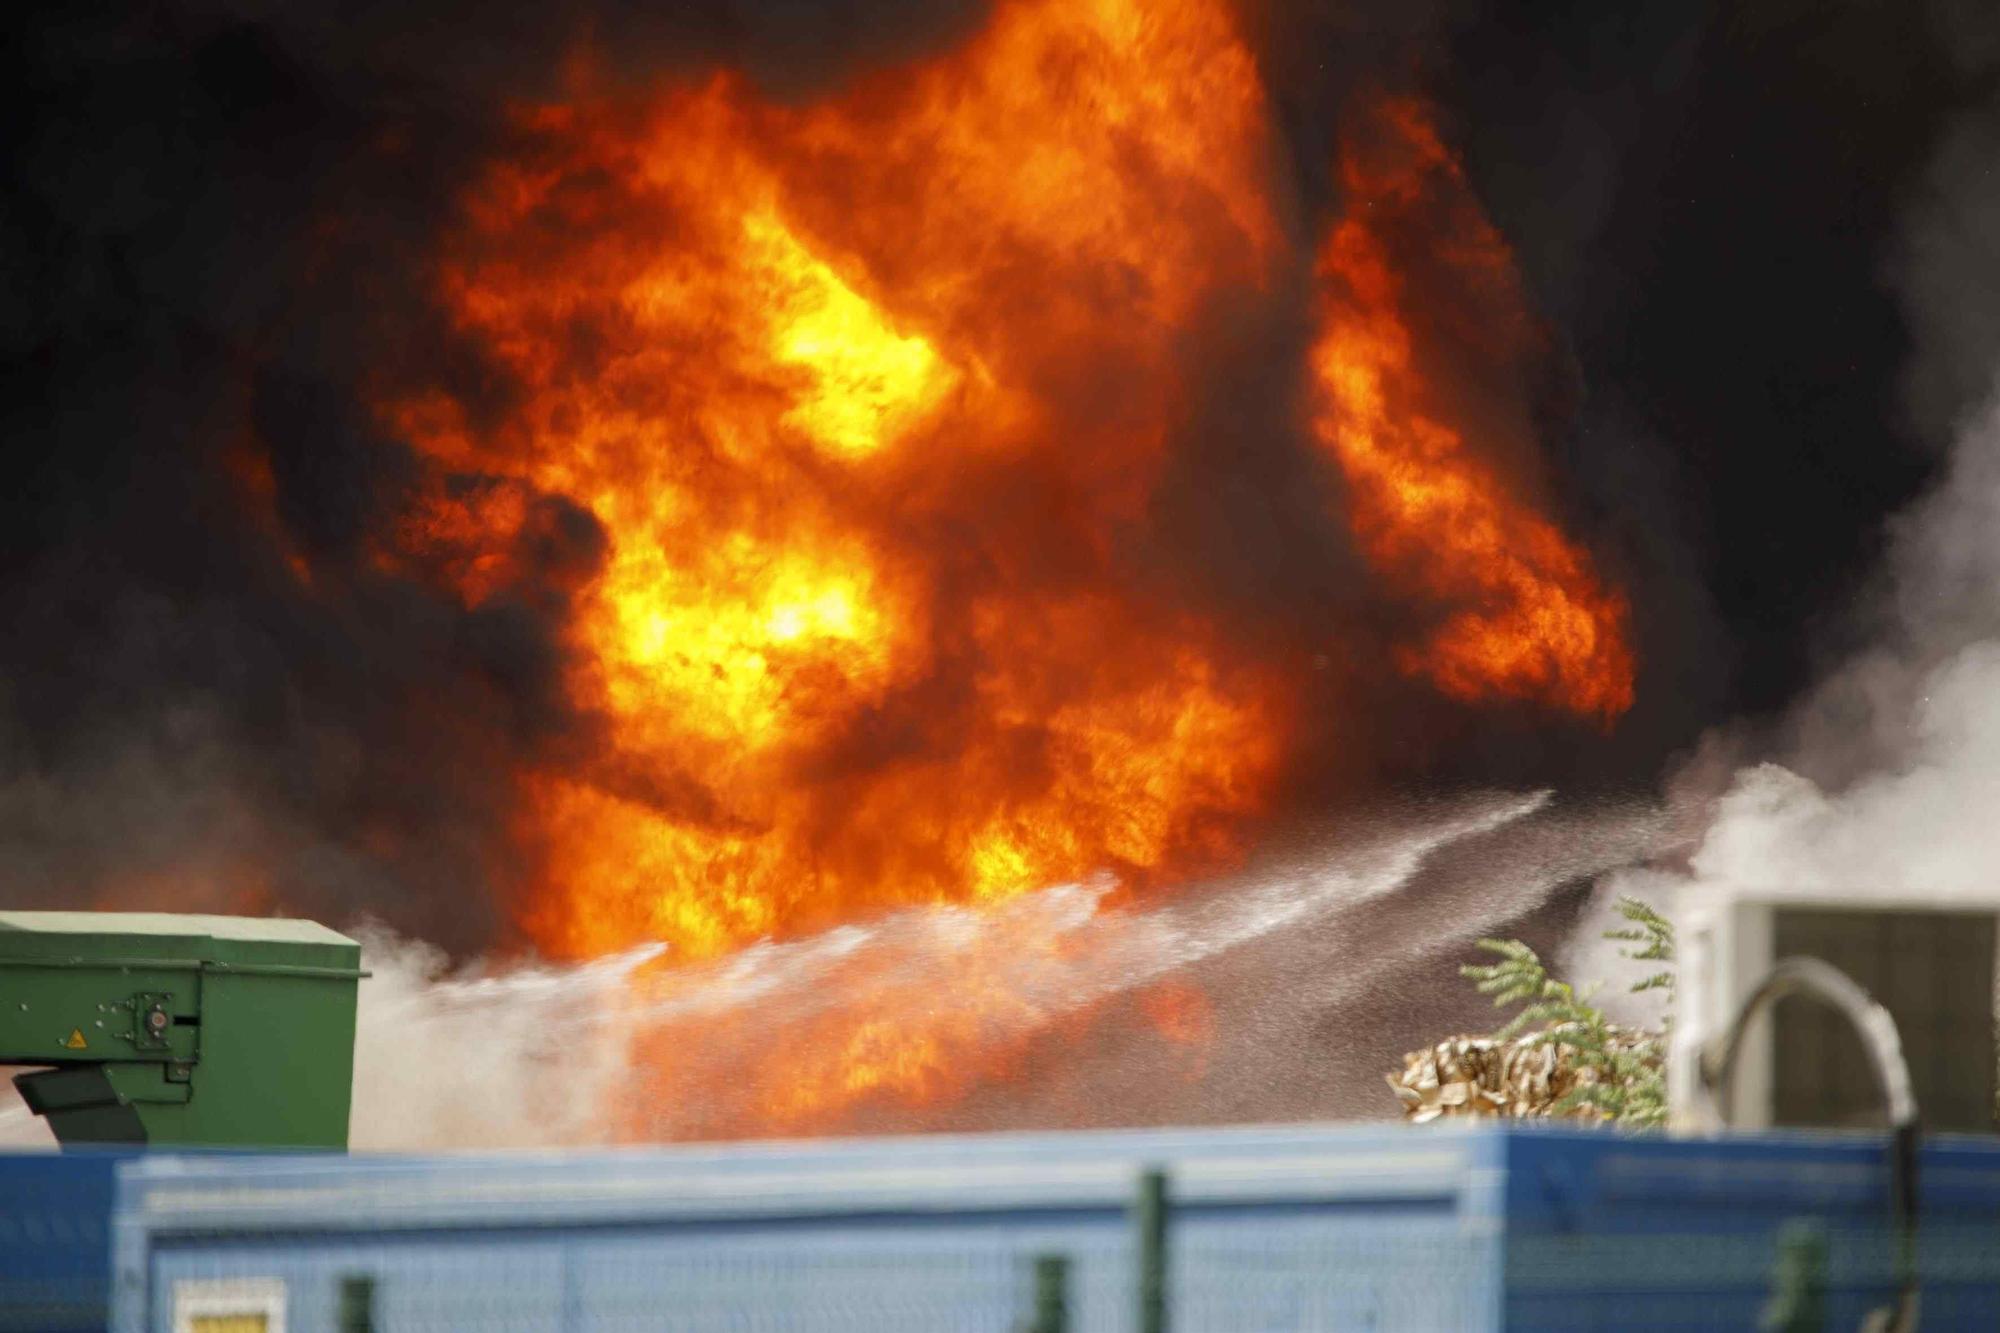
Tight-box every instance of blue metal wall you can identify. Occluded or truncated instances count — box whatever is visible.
[112,1125,1505,1332]
[1498,1126,2000,1330]
[6,1121,1999,1331]
[0,1150,124,1333]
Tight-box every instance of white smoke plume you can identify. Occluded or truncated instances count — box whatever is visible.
[346,931,664,1149]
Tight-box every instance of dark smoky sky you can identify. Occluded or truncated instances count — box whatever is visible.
[1439,1,1996,737]
[0,0,1991,950]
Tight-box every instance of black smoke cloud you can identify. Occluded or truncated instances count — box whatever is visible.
[1439,0,1995,735]
[0,0,1987,951]
[0,7,558,948]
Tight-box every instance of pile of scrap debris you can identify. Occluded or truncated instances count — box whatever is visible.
[1387,1026,1663,1123]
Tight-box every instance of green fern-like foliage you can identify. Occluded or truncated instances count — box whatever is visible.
[1604,895,1675,1006]
[1459,895,1674,1127]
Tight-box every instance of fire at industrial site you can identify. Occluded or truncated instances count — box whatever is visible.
[4,0,1996,1159]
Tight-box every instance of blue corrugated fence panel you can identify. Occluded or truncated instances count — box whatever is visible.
[112,1122,1504,1333]
[1501,1124,2000,1332]
[0,1150,125,1333]
[0,1120,1987,1330]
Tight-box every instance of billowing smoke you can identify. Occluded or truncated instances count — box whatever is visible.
[2,0,1891,952]
[346,931,659,1148]
[1574,14,2000,998]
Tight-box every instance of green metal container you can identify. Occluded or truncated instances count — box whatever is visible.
[0,912,364,1149]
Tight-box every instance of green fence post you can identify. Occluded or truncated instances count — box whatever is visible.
[1758,1220,1827,1333]
[1027,1252,1071,1333]
[338,1273,376,1333]
[1135,1166,1169,1333]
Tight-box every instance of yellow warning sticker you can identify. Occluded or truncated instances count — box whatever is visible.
[63,1029,87,1050]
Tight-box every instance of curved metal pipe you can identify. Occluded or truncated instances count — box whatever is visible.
[1698,956,1920,1333]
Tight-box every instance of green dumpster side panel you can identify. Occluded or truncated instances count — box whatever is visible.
[0,912,363,1150]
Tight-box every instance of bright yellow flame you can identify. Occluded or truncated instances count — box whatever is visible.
[969,831,1040,901]
[744,213,956,458]
[594,535,904,751]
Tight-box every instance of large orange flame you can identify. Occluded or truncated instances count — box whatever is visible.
[387,0,1290,966]
[1308,98,1635,721]
[362,1,1636,1134]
